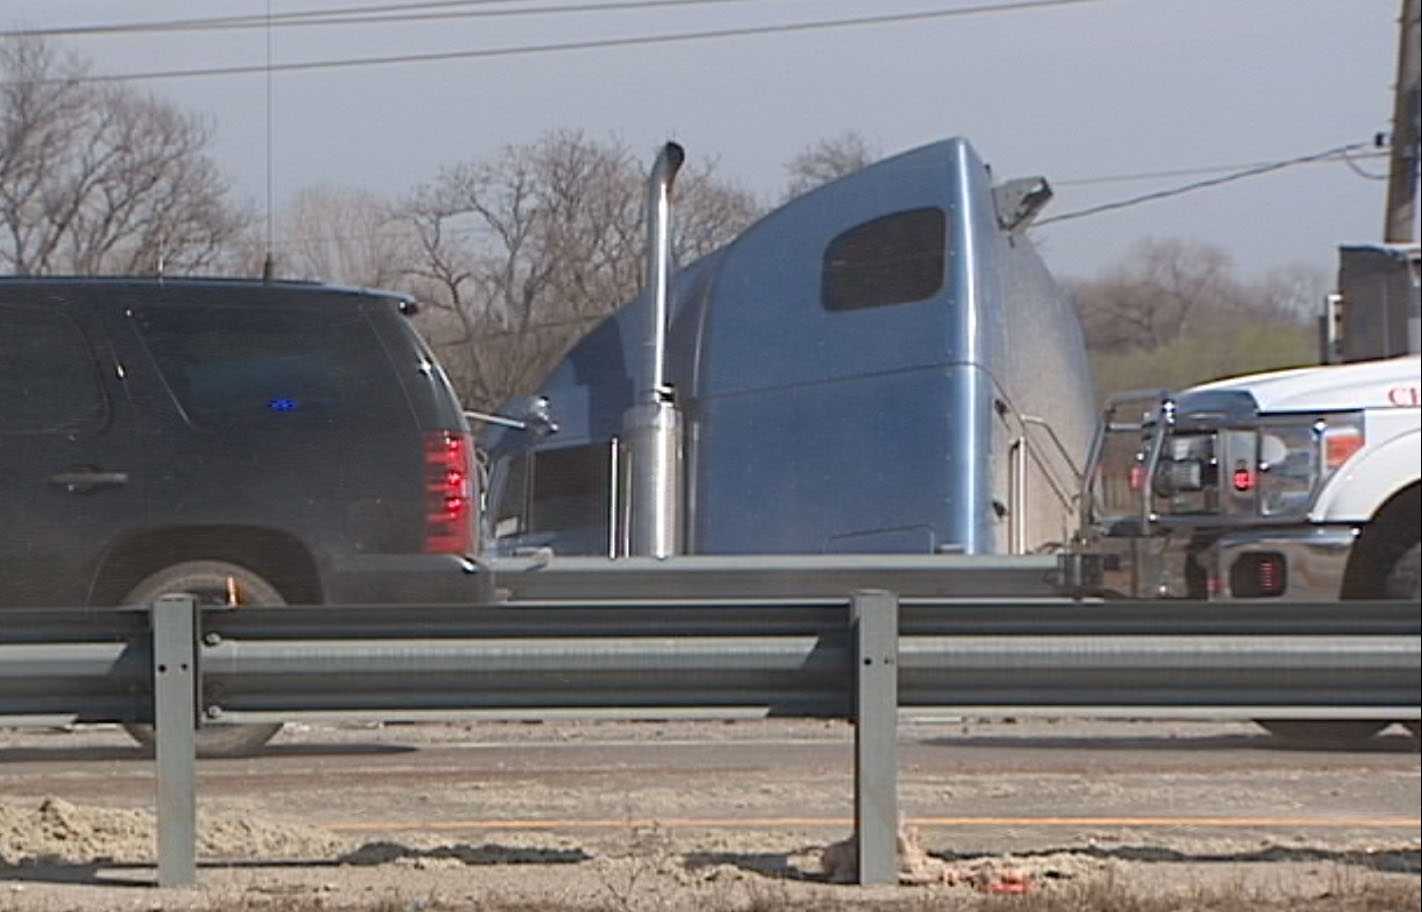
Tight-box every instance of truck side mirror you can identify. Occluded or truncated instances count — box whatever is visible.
[464,396,559,437]
[992,177,1053,233]
[516,396,559,437]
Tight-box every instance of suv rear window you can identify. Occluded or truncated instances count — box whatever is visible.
[0,306,105,435]
[134,303,403,428]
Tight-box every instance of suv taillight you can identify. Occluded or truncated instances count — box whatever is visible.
[424,430,476,554]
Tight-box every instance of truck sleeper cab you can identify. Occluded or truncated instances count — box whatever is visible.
[482,138,1094,558]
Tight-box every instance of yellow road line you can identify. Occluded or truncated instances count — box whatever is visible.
[327,815,1422,834]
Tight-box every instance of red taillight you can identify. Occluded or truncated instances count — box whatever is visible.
[1128,464,1146,491]
[1231,463,1255,492]
[424,430,477,554]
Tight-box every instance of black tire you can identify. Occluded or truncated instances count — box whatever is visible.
[1383,543,1421,600]
[1383,544,1421,743]
[121,561,284,758]
[1258,719,1389,747]
[1256,542,1420,746]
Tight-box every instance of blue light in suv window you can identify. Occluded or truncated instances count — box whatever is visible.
[268,397,299,413]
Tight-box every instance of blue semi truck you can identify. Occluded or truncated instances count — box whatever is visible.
[470,139,1416,745]
[477,137,1095,560]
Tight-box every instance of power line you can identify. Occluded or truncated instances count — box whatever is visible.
[258,146,1384,250]
[258,146,1386,251]
[3,0,1104,86]
[1338,147,1390,181]
[2,1,538,37]
[1035,141,1375,227]
[1053,150,1389,187]
[0,0,769,39]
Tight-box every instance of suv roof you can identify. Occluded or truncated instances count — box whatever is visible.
[0,275,418,307]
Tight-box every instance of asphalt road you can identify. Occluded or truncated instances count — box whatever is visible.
[1,717,1417,861]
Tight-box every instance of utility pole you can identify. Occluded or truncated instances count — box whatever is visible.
[1383,0,1420,242]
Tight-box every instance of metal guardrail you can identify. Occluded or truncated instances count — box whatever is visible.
[0,559,1417,888]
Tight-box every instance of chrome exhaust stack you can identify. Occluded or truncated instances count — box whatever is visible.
[619,142,686,558]
[641,141,684,404]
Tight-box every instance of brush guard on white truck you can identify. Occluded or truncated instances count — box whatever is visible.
[1078,389,1366,600]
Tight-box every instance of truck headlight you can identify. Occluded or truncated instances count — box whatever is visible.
[1258,424,1316,516]
[1256,413,1365,517]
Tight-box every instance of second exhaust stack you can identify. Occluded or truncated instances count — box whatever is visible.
[620,142,686,558]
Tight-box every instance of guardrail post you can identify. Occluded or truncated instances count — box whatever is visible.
[152,595,198,888]
[851,589,899,886]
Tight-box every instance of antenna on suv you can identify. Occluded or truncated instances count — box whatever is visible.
[261,0,275,284]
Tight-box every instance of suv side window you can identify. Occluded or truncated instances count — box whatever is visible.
[132,302,402,428]
[0,305,106,435]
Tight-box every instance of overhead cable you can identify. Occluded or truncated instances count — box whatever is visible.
[1035,141,1375,227]
[259,145,1384,249]
[1054,150,1389,187]
[0,0,767,39]
[3,0,1103,86]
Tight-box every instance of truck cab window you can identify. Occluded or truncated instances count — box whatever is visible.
[822,207,946,312]
[492,453,529,539]
[528,444,611,536]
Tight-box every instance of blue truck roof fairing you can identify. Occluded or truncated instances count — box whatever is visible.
[479,251,723,453]
[482,137,1094,556]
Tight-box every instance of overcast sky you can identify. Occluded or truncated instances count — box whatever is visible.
[4,0,1407,281]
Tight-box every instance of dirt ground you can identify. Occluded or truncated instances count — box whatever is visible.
[0,718,1415,911]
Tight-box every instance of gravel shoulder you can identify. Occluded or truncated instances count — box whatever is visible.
[0,718,1415,911]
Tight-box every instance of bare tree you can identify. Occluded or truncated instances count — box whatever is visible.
[1248,262,1328,323]
[400,148,552,410]
[783,130,876,199]
[1071,238,1246,351]
[675,155,762,261]
[399,130,761,410]
[0,36,248,275]
[277,184,411,288]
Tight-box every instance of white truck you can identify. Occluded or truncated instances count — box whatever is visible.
[1092,355,1420,608]
[1088,241,1419,609]
[1082,243,1420,742]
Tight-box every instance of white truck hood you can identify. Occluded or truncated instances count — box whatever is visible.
[1187,356,1421,413]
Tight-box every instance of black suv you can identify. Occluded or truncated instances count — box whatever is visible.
[1,278,485,751]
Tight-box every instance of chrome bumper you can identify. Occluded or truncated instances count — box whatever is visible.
[1127,525,1357,601]
[1207,525,1356,601]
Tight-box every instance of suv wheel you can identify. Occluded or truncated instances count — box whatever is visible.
[121,561,285,758]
